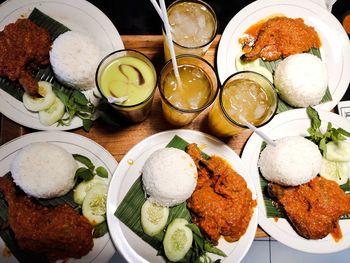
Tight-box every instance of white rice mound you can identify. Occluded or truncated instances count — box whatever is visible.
[258,136,322,186]
[50,31,101,90]
[274,53,328,107]
[11,142,78,199]
[142,148,198,207]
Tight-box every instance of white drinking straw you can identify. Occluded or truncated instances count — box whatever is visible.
[240,116,276,147]
[159,0,181,83]
[149,0,166,25]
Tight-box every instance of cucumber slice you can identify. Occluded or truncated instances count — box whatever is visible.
[244,65,273,83]
[320,158,349,185]
[82,183,107,225]
[74,177,108,205]
[23,81,56,112]
[163,218,193,262]
[39,97,65,126]
[235,53,273,82]
[325,141,350,162]
[235,52,260,71]
[141,199,169,237]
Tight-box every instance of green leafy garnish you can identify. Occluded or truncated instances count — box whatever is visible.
[306,106,350,156]
[93,221,108,238]
[73,154,95,170]
[53,86,95,131]
[74,167,94,181]
[73,154,110,182]
[187,223,226,262]
[96,166,109,178]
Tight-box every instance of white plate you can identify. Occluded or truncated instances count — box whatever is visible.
[106,129,258,263]
[0,0,124,130]
[0,131,118,262]
[217,0,350,111]
[241,109,350,253]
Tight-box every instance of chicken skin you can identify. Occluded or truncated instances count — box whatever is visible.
[268,176,350,240]
[0,174,93,262]
[186,144,255,244]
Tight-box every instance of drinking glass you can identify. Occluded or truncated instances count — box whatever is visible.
[159,54,219,126]
[163,0,218,61]
[96,49,157,122]
[208,71,278,137]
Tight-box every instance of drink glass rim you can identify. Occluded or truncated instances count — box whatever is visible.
[95,49,158,109]
[219,70,279,128]
[163,0,218,50]
[158,54,219,113]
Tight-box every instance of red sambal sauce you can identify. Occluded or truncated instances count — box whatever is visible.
[238,16,321,60]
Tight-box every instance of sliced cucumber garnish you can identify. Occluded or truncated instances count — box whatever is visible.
[320,158,349,185]
[23,81,56,112]
[82,183,107,225]
[325,141,350,162]
[163,218,193,262]
[39,97,65,126]
[245,65,273,83]
[141,199,169,237]
[74,176,108,205]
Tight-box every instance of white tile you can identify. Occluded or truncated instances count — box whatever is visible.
[242,240,270,263]
[271,241,350,263]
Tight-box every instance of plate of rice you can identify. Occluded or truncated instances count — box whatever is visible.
[106,129,258,263]
[0,131,118,262]
[0,0,124,130]
[241,108,350,253]
[217,0,350,111]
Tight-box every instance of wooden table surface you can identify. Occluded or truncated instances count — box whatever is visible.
[0,34,267,238]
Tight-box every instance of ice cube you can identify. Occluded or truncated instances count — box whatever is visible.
[197,14,206,29]
[254,104,266,119]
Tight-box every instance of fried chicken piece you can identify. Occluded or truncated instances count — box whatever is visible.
[268,176,350,240]
[186,144,255,244]
[0,19,51,95]
[0,175,93,262]
[241,17,320,61]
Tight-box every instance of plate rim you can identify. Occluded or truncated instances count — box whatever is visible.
[241,108,350,253]
[0,130,118,263]
[0,0,124,130]
[106,129,258,263]
[216,0,350,111]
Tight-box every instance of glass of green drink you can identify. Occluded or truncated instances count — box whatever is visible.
[96,49,157,122]
[159,54,219,126]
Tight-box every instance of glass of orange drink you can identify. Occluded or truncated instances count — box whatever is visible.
[163,0,217,61]
[159,54,219,126]
[208,71,278,137]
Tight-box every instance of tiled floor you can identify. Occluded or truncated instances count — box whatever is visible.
[109,237,350,262]
[242,238,350,263]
